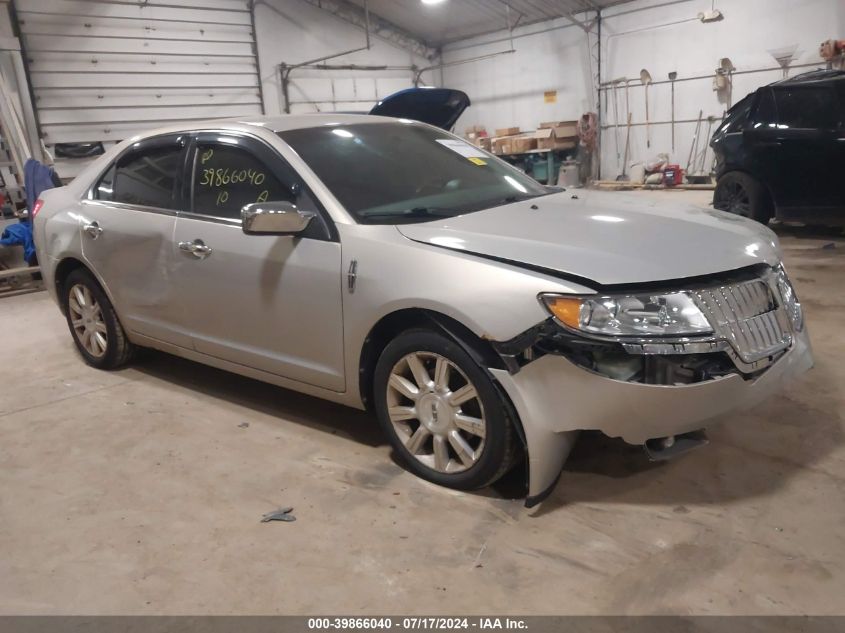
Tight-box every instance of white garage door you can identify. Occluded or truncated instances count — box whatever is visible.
[14,0,263,176]
[288,73,414,114]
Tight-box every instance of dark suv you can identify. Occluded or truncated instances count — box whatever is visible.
[711,70,845,225]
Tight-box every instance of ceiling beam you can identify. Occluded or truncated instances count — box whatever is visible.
[300,0,438,60]
[556,0,595,31]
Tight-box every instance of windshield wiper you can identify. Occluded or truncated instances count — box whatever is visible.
[462,193,546,213]
[359,206,456,219]
[500,193,546,204]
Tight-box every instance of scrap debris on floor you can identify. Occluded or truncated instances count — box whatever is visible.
[261,507,296,523]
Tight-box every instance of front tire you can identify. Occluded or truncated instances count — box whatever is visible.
[373,329,519,490]
[713,172,773,224]
[63,268,134,369]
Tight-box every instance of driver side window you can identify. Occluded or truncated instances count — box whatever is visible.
[191,142,312,220]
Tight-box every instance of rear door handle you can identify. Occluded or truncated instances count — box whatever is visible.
[178,239,212,259]
[83,221,103,239]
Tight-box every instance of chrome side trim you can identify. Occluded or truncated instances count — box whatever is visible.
[81,199,178,217]
[82,200,240,226]
[178,211,241,227]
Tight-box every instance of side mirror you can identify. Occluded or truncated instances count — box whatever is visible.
[241,201,315,236]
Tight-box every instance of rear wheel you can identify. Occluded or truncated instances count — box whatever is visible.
[373,329,519,490]
[63,268,134,369]
[714,172,773,224]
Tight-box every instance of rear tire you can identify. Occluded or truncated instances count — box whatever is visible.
[63,268,134,370]
[714,172,773,224]
[373,329,519,490]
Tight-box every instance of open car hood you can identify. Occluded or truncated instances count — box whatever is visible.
[395,190,782,287]
[369,88,470,130]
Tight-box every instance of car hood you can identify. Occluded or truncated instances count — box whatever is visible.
[395,190,781,287]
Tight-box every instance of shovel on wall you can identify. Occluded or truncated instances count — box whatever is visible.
[616,112,632,181]
[668,71,678,152]
[640,68,653,149]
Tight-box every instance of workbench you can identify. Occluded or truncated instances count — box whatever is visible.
[495,146,577,185]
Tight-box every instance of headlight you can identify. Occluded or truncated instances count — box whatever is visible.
[541,292,713,338]
[776,267,803,331]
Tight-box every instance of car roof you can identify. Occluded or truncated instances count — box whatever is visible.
[125,113,398,142]
[772,69,845,86]
[234,113,399,132]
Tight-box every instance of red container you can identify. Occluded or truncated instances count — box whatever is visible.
[663,164,683,186]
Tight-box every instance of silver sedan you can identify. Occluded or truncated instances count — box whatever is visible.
[33,115,813,505]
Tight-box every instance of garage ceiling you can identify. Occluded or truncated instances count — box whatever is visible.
[344,0,633,47]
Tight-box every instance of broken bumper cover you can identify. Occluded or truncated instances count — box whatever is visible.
[490,328,813,507]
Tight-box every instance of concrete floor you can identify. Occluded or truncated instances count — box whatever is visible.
[1,191,843,615]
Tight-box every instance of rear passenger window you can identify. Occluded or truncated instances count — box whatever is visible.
[715,94,751,134]
[774,87,838,129]
[752,88,777,128]
[191,142,314,220]
[95,144,183,209]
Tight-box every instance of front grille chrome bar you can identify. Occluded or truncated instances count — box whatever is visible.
[693,278,791,364]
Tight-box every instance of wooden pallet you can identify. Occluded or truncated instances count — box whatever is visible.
[0,265,41,297]
[591,180,715,191]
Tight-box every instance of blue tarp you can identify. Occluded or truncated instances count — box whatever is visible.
[0,222,35,263]
[1,159,59,265]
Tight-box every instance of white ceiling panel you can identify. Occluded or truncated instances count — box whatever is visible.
[345,0,634,47]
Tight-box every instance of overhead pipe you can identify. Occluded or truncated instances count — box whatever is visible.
[280,0,374,113]
[298,0,433,59]
[248,0,266,114]
[600,116,725,129]
[413,49,516,86]
[596,7,602,180]
[598,61,827,92]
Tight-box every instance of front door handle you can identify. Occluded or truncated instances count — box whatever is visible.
[178,239,213,259]
[83,221,103,239]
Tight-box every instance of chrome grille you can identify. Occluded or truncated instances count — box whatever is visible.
[693,279,791,363]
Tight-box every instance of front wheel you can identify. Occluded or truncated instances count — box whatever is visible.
[63,268,134,369]
[373,329,519,490]
[713,172,773,224]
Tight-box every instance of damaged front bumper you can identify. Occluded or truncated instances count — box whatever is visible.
[488,265,814,507]
[491,327,812,506]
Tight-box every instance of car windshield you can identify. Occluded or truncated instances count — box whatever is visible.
[279,122,550,224]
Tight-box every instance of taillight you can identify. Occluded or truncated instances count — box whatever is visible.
[31,198,44,218]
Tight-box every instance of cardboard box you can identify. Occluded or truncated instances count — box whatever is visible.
[533,126,578,150]
[493,134,536,154]
[510,135,537,153]
[492,137,510,154]
[495,126,520,137]
[552,124,578,139]
[539,120,577,132]
[467,136,492,151]
[465,124,487,135]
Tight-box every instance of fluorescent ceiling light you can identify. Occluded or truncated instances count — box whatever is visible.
[421,0,447,5]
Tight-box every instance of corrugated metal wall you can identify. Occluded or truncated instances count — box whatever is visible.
[14,0,263,176]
